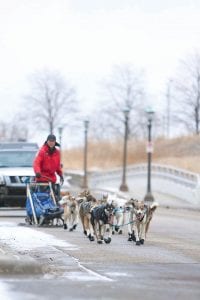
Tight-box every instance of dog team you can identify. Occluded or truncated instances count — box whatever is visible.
[58,190,158,246]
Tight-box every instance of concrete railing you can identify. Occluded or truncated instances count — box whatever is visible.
[90,163,199,188]
[65,164,200,205]
[89,164,200,205]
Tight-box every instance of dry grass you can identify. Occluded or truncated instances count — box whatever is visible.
[62,135,200,173]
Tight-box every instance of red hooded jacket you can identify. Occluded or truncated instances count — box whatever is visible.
[33,143,62,183]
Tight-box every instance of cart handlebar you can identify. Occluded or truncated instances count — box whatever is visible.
[22,175,63,186]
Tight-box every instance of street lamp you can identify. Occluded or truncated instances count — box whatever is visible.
[82,119,89,190]
[166,79,173,138]
[144,107,155,202]
[58,126,63,170]
[58,126,63,149]
[119,108,130,192]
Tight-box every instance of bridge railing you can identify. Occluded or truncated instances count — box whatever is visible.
[90,163,199,188]
[89,163,200,204]
[65,164,200,204]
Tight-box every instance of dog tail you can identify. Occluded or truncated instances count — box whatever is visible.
[150,202,159,212]
[145,202,159,238]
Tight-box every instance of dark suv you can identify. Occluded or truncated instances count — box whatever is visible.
[0,142,38,207]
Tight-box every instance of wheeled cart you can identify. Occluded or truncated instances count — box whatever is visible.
[25,182,64,226]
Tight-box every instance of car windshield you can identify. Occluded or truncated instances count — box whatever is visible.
[0,151,36,167]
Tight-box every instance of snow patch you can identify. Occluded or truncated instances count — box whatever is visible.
[0,221,78,251]
[0,282,13,300]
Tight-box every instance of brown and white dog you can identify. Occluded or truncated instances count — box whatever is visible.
[59,192,79,231]
[78,192,97,241]
[127,199,158,245]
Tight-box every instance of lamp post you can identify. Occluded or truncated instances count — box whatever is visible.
[166,79,173,138]
[82,120,89,190]
[119,108,130,192]
[58,126,63,169]
[58,126,63,149]
[144,108,155,202]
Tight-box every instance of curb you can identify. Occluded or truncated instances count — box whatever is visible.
[0,255,47,275]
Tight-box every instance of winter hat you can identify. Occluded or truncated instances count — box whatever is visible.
[47,134,56,141]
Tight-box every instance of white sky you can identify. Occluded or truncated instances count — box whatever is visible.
[0,0,200,145]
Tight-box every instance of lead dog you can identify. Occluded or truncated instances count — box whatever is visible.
[127,199,158,245]
[91,201,116,244]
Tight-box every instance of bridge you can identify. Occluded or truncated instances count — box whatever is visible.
[65,163,200,207]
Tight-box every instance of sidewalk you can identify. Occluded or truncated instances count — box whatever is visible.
[0,223,51,277]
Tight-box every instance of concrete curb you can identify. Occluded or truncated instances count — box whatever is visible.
[0,254,47,275]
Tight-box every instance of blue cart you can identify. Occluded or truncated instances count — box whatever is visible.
[25,182,64,226]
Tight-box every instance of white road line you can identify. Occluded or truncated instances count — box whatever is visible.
[0,248,6,254]
[73,256,114,282]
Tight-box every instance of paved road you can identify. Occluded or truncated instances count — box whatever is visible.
[0,205,200,300]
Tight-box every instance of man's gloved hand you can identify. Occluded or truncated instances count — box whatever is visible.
[35,172,41,178]
[60,175,64,185]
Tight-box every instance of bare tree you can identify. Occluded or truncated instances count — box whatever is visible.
[90,64,148,140]
[25,69,78,134]
[0,113,29,142]
[172,52,200,135]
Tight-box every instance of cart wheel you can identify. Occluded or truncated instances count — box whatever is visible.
[39,216,45,226]
[25,216,32,225]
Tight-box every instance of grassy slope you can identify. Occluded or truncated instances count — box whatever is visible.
[62,135,200,173]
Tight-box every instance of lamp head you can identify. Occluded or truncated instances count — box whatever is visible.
[145,107,155,121]
[58,126,63,135]
[123,107,130,118]
[84,119,89,130]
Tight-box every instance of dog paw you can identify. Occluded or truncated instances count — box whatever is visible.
[128,233,132,241]
[73,224,77,230]
[131,234,136,242]
[115,226,119,232]
[140,239,144,245]
[104,237,111,244]
[64,224,67,230]
[136,241,141,246]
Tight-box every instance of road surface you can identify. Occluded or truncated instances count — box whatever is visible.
[0,205,199,300]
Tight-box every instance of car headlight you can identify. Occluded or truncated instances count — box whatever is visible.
[0,175,5,185]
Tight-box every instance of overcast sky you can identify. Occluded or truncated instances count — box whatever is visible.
[0,0,200,145]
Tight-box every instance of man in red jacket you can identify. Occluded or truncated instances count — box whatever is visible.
[33,134,64,185]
